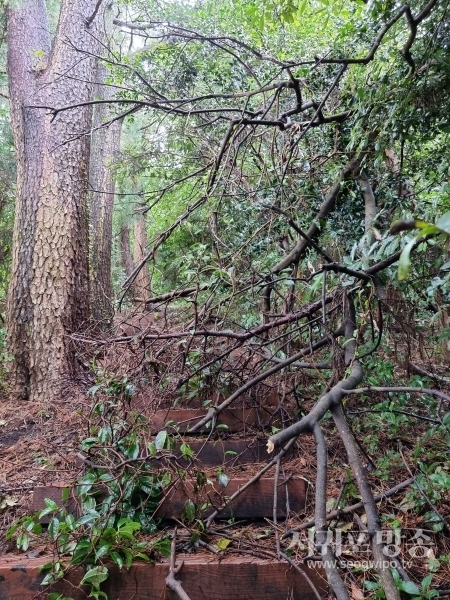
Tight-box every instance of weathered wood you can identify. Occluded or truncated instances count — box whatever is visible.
[32,477,305,520]
[0,553,327,600]
[76,438,282,470]
[170,438,275,466]
[156,476,305,519]
[150,407,277,433]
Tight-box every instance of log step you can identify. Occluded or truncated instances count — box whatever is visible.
[0,553,326,600]
[168,438,275,466]
[150,407,278,433]
[32,477,305,520]
[77,438,279,469]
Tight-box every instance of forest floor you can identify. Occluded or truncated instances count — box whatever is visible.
[1,322,450,595]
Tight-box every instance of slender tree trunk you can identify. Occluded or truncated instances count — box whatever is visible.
[6,0,109,401]
[89,65,122,330]
[120,223,134,278]
[357,170,377,237]
[133,205,152,302]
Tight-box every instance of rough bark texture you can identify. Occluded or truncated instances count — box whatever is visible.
[133,206,152,302]
[89,65,122,330]
[120,223,134,278]
[6,0,109,400]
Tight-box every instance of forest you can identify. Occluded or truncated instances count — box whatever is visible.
[0,0,449,598]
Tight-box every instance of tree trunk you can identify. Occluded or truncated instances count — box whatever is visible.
[133,206,152,302]
[357,170,377,237]
[6,0,109,401]
[89,65,122,330]
[120,223,134,278]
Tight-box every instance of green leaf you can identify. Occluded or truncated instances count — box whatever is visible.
[44,498,59,511]
[110,550,123,569]
[147,442,157,456]
[32,522,43,535]
[71,539,92,565]
[123,548,133,568]
[95,543,112,560]
[75,511,99,526]
[182,499,196,522]
[6,520,22,539]
[89,591,108,600]
[364,581,380,591]
[155,430,167,450]
[133,552,151,562]
[154,537,171,557]
[80,566,109,589]
[180,442,194,458]
[80,437,99,450]
[17,531,30,551]
[417,224,440,237]
[125,440,140,459]
[117,519,141,540]
[48,517,60,539]
[400,581,421,595]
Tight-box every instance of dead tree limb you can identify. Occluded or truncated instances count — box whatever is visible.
[166,529,192,600]
[190,327,343,433]
[283,477,415,535]
[313,422,349,600]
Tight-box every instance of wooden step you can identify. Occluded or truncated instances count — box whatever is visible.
[168,438,273,467]
[0,553,326,599]
[150,407,278,433]
[32,477,305,520]
[77,438,279,469]
[157,476,305,519]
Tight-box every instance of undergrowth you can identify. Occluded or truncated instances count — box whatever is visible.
[7,372,177,599]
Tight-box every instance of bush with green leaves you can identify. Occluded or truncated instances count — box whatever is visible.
[7,373,176,599]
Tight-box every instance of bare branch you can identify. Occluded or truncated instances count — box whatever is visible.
[166,529,192,600]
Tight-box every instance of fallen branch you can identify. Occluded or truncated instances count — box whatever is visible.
[408,361,450,384]
[283,477,415,535]
[166,529,192,600]
[279,551,323,600]
[144,286,208,304]
[190,326,343,433]
[313,422,349,600]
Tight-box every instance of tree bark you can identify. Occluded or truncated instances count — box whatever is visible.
[133,205,152,302]
[6,0,109,400]
[89,64,122,330]
[357,170,377,237]
[120,223,134,278]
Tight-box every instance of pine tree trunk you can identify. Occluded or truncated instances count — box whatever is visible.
[133,206,152,302]
[6,0,109,401]
[120,223,134,278]
[89,65,122,330]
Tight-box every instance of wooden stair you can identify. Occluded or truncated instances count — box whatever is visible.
[1,406,327,599]
[0,553,326,599]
